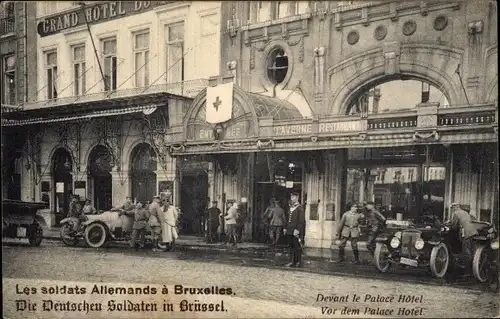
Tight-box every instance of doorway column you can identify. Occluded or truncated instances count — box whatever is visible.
[110,168,129,207]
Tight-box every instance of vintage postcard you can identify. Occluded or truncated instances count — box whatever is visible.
[2,1,498,318]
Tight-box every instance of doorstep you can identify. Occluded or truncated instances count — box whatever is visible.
[43,227,368,258]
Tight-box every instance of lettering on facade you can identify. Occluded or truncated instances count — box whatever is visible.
[198,129,213,140]
[273,124,312,136]
[37,1,174,37]
[318,121,362,133]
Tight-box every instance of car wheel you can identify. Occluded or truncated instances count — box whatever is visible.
[60,223,78,246]
[430,243,449,279]
[374,243,391,273]
[472,245,490,283]
[84,223,107,248]
[28,224,43,247]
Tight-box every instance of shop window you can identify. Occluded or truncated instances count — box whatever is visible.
[267,47,288,85]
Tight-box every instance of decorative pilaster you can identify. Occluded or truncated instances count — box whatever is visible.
[111,168,130,207]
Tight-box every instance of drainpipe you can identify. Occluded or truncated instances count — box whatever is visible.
[23,2,28,105]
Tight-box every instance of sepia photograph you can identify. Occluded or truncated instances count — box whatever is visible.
[1,1,498,318]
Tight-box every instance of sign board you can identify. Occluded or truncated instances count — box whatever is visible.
[56,182,64,193]
[205,82,234,124]
[37,1,175,37]
[74,188,86,198]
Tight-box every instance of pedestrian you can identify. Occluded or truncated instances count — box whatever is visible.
[129,202,151,249]
[206,201,221,243]
[283,192,305,267]
[269,199,286,246]
[224,202,239,247]
[68,195,84,232]
[159,198,179,252]
[148,195,162,252]
[82,199,96,215]
[111,196,135,215]
[364,201,387,256]
[262,199,275,243]
[450,203,478,267]
[334,203,363,264]
[236,202,246,243]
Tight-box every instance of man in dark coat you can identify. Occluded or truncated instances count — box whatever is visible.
[205,201,221,243]
[283,192,305,267]
[364,201,387,256]
[450,202,479,266]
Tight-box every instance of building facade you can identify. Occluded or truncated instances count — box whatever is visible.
[1,1,38,200]
[168,0,498,247]
[2,1,223,228]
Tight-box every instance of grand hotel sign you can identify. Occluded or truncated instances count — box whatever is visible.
[37,1,174,37]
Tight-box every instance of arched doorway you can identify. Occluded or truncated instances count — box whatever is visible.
[343,79,449,227]
[88,145,113,211]
[53,148,73,223]
[130,143,157,204]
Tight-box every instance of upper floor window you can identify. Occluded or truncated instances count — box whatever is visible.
[72,45,86,96]
[267,47,288,84]
[45,50,58,100]
[133,31,150,88]
[2,55,16,105]
[102,37,117,91]
[165,22,184,83]
[43,2,58,15]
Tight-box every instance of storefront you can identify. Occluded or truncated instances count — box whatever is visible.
[169,77,498,248]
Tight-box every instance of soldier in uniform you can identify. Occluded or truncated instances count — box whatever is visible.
[148,195,163,251]
[364,201,387,256]
[450,202,478,266]
[111,196,135,214]
[129,202,151,249]
[334,203,363,264]
[68,195,84,232]
[283,192,305,267]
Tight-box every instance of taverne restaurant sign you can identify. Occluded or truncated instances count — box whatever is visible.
[37,1,174,37]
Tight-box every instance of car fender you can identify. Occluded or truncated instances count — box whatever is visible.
[60,217,79,225]
[375,235,390,242]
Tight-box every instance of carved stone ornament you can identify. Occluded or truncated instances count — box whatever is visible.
[256,139,275,149]
[311,136,318,143]
[347,30,360,45]
[374,25,387,41]
[434,15,448,31]
[412,130,439,142]
[287,36,305,62]
[402,20,417,36]
[249,45,255,70]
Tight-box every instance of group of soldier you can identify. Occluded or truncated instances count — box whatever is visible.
[67,194,179,251]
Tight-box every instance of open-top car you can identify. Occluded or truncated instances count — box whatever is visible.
[470,221,498,284]
[60,210,166,249]
[2,199,47,246]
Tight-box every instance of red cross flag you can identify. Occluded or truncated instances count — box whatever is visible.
[205,82,234,124]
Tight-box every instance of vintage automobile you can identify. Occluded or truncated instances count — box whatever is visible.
[2,199,47,246]
[471,222,498,284]
[374,215,496,280]
[60,210,166,249]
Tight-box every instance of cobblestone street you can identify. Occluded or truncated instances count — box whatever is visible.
[3,240,499,318]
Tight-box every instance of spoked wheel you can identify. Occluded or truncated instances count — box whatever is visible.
[430,243,450,279]
[60,223,78,246]
[84,223,107,248]
[472,245,490,283]
[374,243,391,273]
[28,224,43,246]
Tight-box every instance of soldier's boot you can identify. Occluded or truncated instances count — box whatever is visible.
[333,247,346,263]
[294,251,302,267]
[352,249,361,264]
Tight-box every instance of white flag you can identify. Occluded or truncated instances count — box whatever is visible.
[205,82,234,124]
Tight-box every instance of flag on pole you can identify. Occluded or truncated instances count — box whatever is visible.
[206,82,234,124]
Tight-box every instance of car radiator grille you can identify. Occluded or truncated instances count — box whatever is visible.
[400,232,421,258]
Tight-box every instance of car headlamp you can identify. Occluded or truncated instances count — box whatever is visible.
[491,239,499,250]
[394,231,402,239]
[487,227,494,234]
[390,237,400,248]
[414,238,425,250]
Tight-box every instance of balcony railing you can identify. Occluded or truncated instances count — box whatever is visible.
[0,17,15,36]
[22,78,209,110]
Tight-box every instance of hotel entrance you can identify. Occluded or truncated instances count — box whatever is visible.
[253,152,303,243]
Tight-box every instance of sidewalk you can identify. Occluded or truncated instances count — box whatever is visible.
[43,227,368,259]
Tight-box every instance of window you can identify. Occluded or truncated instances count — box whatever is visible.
[102,37,117,91]
[2,55,16,105]
[45,51,58,100]
[72,45,86,96]
[165,22,184,83]
[133,31,150,88]
[43,2,58,15]
[267,47,288,84]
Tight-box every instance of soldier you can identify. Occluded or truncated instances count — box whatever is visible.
[129,202,151,249]
[148,195,163,251]
[450,203,478,266]
[205,201,222,243]
[68,195,84,231]
[334,203,364,264]
[364,201,387,256]
[111,196,135,215]
[283,192,305,267]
